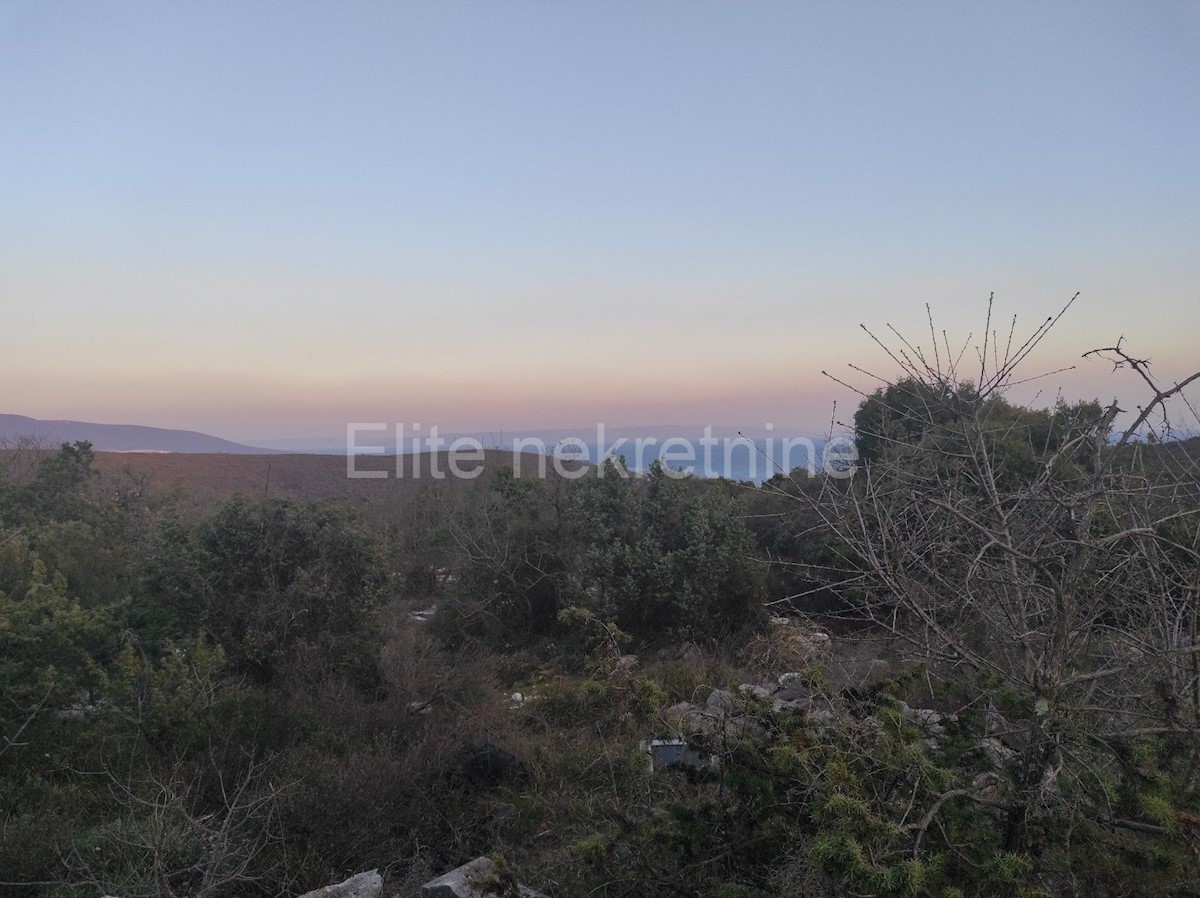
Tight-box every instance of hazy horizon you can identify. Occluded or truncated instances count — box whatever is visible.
[3,2,1198,442]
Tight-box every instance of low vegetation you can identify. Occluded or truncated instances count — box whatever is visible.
[2,313,1198,897]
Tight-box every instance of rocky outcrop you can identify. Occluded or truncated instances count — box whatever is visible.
[653,669,962,772]
[663,688,768,745]
[290,858,550,898]
[654,676,824,760]
[297,870,382,898]
[663,675,820,747]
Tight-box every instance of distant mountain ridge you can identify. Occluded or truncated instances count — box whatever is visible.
[0,414,277,454]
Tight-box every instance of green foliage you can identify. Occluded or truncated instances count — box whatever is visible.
[854,379,975,462]
[0,559,116,732]
[526,674,665,730]
[555,604,631,673]
[1,426,1197,898]
[195,496,391,682]
[573,832,609,865]
[0,455,400,897]
[444,466,567,641]
[0,442,99,527]
[565,460,765,643]
[441,459,764,648]
[854,377,1106,488]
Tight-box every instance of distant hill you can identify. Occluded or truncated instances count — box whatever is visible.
[0,414,277,454]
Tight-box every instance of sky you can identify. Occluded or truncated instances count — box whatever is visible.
[1,1,1198,442]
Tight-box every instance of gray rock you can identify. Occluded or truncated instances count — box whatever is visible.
[680,709,720,738]
[900,702,954,737]
[731,676,805,712]
[705,688,741,713]
[979,735,1017,768]
[859,715,885,737]
[807,707,833,732]
[664,701,694,721]
[984,706,1028,748]
[738,683,775,702]
[774,686,812,705]
[772,697,811,713]
[664,688,776,744]
[422,857,493,897]
[727,714,771,742]
[297,870,382,898]
[421,857,549,897]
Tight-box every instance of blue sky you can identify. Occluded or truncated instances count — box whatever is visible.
[2,2,1197,439]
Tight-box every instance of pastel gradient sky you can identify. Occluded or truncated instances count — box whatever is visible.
[2,2,1197,441]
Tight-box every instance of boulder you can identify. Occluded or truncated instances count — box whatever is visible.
[664,701,693,721]
[738,679,812,713]
[738,683,775,702]
[665,687,794,744]
[421,857,549,897]
[772,674,814,709]
[298,870,382,898]
[984,706,1027,749]
[705,688,741,713]
[422,857,493,897]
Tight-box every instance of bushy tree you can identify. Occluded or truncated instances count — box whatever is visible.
[195,496,392,683]
[566,460,764,643]
[444,466,567,640]
[0,441,99,528]
[441,460,765,648]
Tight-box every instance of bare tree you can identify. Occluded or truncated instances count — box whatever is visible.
[0,433,49,485]
[64,751,291,898]
[816,298,1200,851]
